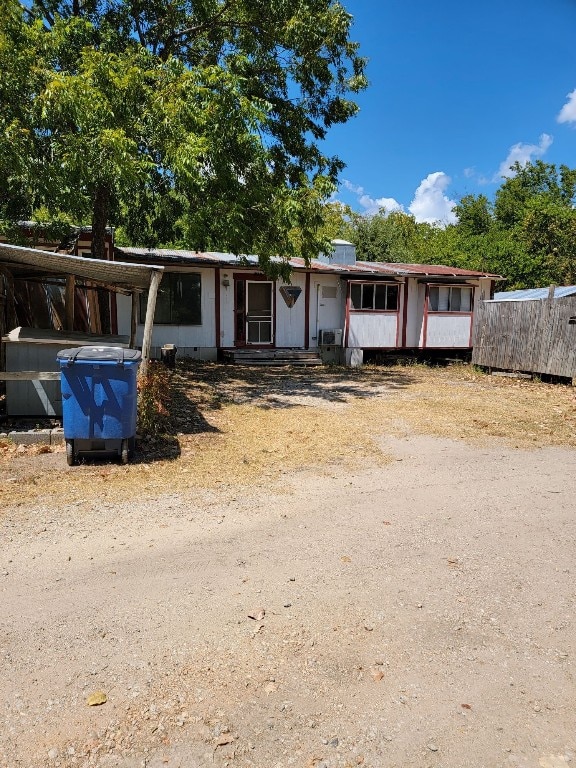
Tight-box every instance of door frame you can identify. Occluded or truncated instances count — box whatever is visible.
[233,273,276,347]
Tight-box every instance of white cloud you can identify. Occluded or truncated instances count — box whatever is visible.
[557,89,576,125]
[463,167,476,179]
[342,174,457,225]
[408,172,457,225]
[342,180,403,216]
[494,133,553,181]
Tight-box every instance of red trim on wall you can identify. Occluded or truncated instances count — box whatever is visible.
[422,284,429,349]
[273,280,277,347]
[233,274,243,346]
[233,274,275,348]
[428,311,473,317]
[349,310,399,315]
[344,280,351,348]
[215,268,221,349]
[304,272,310,349]
[401,280,409,347]
[468,288,476,347]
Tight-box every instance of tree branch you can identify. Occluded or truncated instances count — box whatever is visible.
[158,0,239,60]
[34,0,55,27]
[133,13,146,47]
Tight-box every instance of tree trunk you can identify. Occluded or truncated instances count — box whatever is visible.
[91,184,111,334]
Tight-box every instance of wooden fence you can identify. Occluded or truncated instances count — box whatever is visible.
[472,293,576,379]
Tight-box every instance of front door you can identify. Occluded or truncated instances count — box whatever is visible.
[235,279,274,345]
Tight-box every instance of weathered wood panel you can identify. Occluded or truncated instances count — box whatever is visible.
[472,295,576,378]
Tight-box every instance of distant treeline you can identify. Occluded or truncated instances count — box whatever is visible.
[325,161,576,289]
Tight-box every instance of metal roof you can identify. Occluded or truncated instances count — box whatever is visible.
[492,286,576,302]
[0,243,163,290]
[116,247,500,279]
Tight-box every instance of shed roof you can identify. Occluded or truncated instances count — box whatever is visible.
[116,247,500,279]
[0,243,162,290]
[492,286,576,302]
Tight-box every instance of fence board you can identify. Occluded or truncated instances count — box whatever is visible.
[472,296,576,378]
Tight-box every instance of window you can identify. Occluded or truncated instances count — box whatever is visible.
[428,286,472,313]
[140,273,202,325]
[350,282,399,311]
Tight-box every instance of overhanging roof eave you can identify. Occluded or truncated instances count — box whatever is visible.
[0,243,163,290]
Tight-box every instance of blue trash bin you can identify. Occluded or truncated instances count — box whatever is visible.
[57,346,142,465]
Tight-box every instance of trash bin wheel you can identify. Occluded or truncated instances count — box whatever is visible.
[66,440,76,466]
[121,439,129,465]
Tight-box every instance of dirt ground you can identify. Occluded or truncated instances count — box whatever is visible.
[1,363,576,768]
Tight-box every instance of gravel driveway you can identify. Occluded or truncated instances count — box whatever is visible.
[2,408,576,768]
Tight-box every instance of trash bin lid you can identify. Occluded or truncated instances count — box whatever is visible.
[57,346,142,363]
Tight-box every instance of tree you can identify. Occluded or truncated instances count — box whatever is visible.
[494,160,576,228]
[338,209,439,263]
[521,198,576,286]
[1,0,367,273]
[453,194,492,236]
[0,1,42,224]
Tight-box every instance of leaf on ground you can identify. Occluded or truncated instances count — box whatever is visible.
[86,691,107,706]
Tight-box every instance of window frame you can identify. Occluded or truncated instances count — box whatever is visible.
[349,281,400,313]
[139,271,202,326]
[427,284,474,314]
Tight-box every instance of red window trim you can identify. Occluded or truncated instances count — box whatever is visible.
[349,281,401,313]
[426,283,475,314]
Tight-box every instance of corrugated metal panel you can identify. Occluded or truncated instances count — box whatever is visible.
[117,246,500,279]
[492,286,576,302]
[0,243,163,289]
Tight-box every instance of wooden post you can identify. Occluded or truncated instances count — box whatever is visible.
[139,269,163,377]
[65,274,75,331]
[0,289,5,372]
[0,267,17,330]
[130,291,139,349]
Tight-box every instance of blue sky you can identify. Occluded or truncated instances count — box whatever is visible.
[325,0,576,223]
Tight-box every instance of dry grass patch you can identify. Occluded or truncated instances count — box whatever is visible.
[360,364,576,447]
[1,362,575,508]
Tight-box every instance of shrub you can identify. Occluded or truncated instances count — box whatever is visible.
[137,362,173,436]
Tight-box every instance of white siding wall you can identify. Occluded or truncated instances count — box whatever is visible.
[405,279,424,348]
[478,278,492,302]
[276,273,307,347]
[310,276,344,347]
[219,271,309,348]
[117,267,217,358]
[219,270,235,347]
[425,315,472,348]
[348,314,398,347]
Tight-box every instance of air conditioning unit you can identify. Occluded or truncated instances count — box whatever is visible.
[319,328,343,346]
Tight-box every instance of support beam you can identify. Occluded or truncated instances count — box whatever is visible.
[130,291,139,349]
[140,269,163,377]
[65,275,75,331]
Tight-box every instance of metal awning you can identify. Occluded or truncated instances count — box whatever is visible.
[0,243,164,375]
[0,242,162,290]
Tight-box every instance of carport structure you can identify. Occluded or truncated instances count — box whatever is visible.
[0,242,163,377]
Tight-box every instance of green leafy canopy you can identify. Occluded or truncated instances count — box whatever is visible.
[1,0,367,269]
